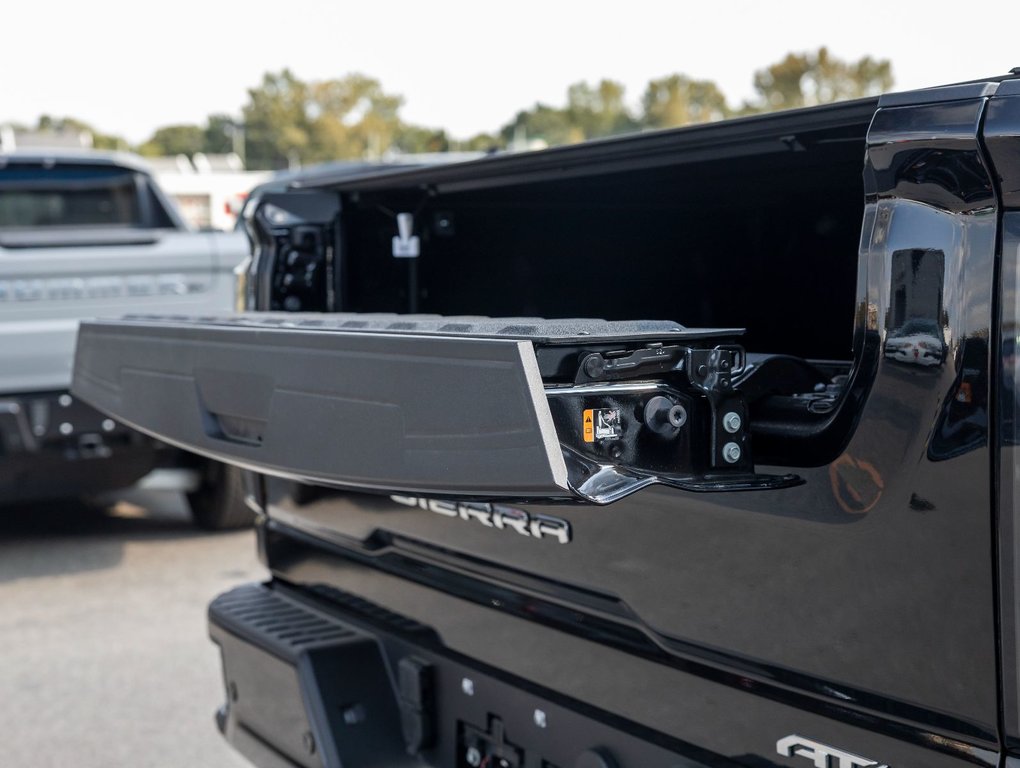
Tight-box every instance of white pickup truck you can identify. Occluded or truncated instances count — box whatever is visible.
[0,149,252,527]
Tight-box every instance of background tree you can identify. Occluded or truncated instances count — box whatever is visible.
[565,79,639,138]
[457,132,504,152]
[241,69,313,169]
[307,73,403,161]
[241,70,405,168]
[203,114,239,155]
[35,115,127,150]
[500,103,581,147]
[136,124,205,157]
[10,50,893,166]
[136,115,245,159]
[394,125,450,154]
[640,75,730,129]
[499,79,640,147]
[748,47,893,112]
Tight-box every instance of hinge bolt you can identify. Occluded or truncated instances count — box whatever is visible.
[723,442,742,463]
[723,412,742,433]
[669,405,688,427]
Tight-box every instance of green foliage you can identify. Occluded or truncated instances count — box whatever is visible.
[241,69,406,168]
[500,79,639,147]
[641,75,730,129]
[241,69,312,168]
[14,49,893,168]
[223,49,892,163]
[501,103,583,147]
[394,125,451,154]
[203,114,238,155]
[457,133,504,153]
[35,115,127,151]
[134,114,241,159]
[747,47,893,112]
[136,124,205,157]
[566,79,640,138]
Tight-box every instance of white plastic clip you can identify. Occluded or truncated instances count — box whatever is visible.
[392,212,420,258]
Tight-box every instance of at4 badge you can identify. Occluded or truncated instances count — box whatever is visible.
[777,736,887,768]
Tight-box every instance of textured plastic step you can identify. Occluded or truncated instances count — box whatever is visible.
[116,311,740,343]
[211,585,359,662]
[209,584,412,768]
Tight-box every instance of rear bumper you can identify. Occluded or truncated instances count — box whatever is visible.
[209,581,692,768]
[0,390,159,503]
[211,514,1000,768]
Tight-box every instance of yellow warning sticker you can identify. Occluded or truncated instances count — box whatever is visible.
[583,409,594,443]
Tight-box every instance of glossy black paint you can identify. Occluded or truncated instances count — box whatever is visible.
[985,88,1020,210]
[245,191,339,313]
[253,88,1007,767]
[997,210,1020,753]
[986,90,1020,751]
[262,514,1000,768]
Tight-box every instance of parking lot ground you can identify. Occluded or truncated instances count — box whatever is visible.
[0,489,266,768]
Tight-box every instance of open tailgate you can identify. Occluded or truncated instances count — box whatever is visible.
[72,312,796,503]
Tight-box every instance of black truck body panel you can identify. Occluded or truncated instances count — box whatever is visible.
[70,76,1020,768]
[987,88,1020,749]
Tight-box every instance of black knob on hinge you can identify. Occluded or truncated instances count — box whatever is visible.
[643,395,687,437]
[582,354,607,379]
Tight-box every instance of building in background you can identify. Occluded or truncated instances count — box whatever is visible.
[0,126,93,151]
[147,153,270,230]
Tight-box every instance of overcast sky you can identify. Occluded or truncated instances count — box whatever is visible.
[3,0,1018,144]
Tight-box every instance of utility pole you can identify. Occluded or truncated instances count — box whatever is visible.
[224,120,246,168]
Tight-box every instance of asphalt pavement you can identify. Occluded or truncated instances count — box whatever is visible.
[0,489,267,768]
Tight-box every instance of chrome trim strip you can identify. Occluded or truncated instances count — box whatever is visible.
[517,340,569,490]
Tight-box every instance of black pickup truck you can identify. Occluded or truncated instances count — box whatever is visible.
[71,73,1020,768]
